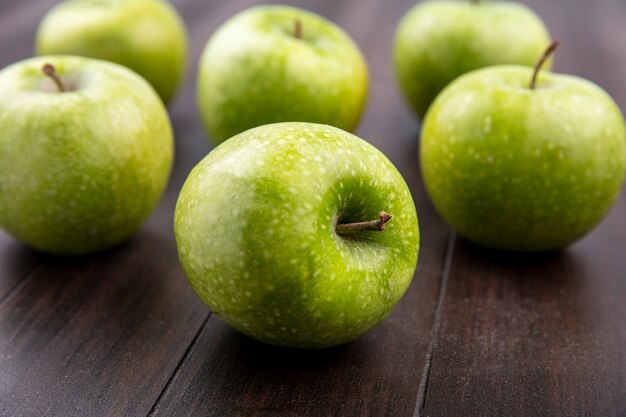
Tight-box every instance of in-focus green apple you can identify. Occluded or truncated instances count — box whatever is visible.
[174,122,419,348]
[0,56,173,255]
[420,46,626,251]
[197,5,368,145]
[36,0,187,103]
[394,0,550,119]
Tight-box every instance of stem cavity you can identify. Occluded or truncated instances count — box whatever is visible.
[42,63,65,92]
[530,40,560,90]
[335,211,392,235]
[294,18,303,39]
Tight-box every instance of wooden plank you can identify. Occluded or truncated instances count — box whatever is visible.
[0,233,210,416]
[150,0,451,416]
[422,200,626,416]
[421,1,626,415]
[0,0,216,415]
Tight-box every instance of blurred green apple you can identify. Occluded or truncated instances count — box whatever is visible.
[394,0,550,119]
[175,122,419,348]
[197,5,368,145]
[420,46,626,251]
[36,0,187,103]
[0,56,173,255]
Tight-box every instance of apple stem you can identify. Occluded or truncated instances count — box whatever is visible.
[470,0,480,5]
[335,211,392,235]
[294,18,303,39]
[42,63,65,92]
[530,40,560,90]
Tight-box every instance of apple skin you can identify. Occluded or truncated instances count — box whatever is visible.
[0,56,173,255]
[174,122,419,348]
[35,0,187,103]
[421,66,626,251]
[197,5,368,145]
[394,1,550,119]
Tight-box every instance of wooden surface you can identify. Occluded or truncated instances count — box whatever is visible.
[0,0,625,416]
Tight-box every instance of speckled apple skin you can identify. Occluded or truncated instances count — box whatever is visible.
[36,0,187,103]
[0,56,173,255]
[174,123,419,348]
[394,0,550,119]
[421,66,626,251]
[197,5,368,145]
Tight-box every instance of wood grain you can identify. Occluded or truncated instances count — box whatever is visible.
[0,235,210,416]
[421,200,626,416]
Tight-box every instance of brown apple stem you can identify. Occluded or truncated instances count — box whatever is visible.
[335,211,392,235]
[294,18,303,39]
[470,0,480,5]
[530,40,560,90]
[42,63,65,92]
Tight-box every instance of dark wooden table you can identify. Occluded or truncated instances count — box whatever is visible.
[1,1,625,416]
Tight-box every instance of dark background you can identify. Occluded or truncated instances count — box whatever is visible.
[0,0,625,416]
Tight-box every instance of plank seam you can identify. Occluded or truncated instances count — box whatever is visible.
[146,311,212,417]
[413,230,456,417]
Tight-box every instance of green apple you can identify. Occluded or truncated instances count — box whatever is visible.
[394,0,550,119]
[197,5,368,145]
[35,0,187,103]
[0,56,173,255]
[420,53,626,251]
[174,122,419,348]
